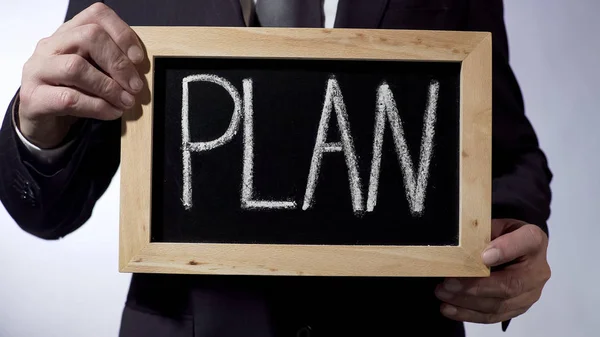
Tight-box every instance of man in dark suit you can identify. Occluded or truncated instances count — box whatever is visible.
[0,1,552,336]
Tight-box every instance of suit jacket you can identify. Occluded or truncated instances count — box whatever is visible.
[0,1,552,336]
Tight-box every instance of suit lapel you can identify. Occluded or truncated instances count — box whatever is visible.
[334,0,390,28]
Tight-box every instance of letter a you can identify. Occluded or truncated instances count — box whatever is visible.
[303,76,364,214]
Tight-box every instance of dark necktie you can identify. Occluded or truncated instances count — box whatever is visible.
[255,0,324,27]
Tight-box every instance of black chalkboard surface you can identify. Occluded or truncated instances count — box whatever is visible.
[151,58,460,246]
[119,27,491,277]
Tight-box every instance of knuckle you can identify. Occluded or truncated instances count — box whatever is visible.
[64,55,85,77]
[112,55,131,73]
[22,59,35,78]
[98,77,118,98]
[499,279,511,298]
[59,90,78,110]
[525,225,546,248]
[471,281,483,297]
[544,265,552,282]
[505,275,525,298]
[87,2,110,16]
[88,2,117,23]
[113,27,136,46]
[35,37,50,51]
[81,23,105,43]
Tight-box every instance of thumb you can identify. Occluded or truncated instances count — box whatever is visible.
[482,224,547,267]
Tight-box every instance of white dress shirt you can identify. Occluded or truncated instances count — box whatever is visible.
[14,0,340,165]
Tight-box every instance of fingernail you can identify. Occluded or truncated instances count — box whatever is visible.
[128,45,144,63]
[121,91,135,107]
[130,77,143,92]
[483,248,501,266]
[113,109,123,118]
[442,305,457,316]
[436,290,453,300]
[444,279,462,293]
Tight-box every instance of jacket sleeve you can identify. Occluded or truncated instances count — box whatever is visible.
[0,0,118,240]
[467,0,553,235]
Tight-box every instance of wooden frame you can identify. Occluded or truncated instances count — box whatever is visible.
[120,27,492,277]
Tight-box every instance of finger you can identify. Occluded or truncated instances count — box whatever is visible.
[436,285,541,314]
[440,303,528,324]
[27,84,122,120]
[36,54,135,110]
[57,2,144,63]
[440,272,532,299]
[42,24,143,95]
[483,224,547,267]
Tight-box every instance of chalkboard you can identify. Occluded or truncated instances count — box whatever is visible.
[119,27,492,277]
[151,57,460,246]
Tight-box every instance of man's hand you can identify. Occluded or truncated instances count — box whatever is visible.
[18,2,144,148]
[435,219,551,324]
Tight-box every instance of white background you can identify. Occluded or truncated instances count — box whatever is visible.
[1,1,599,336]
